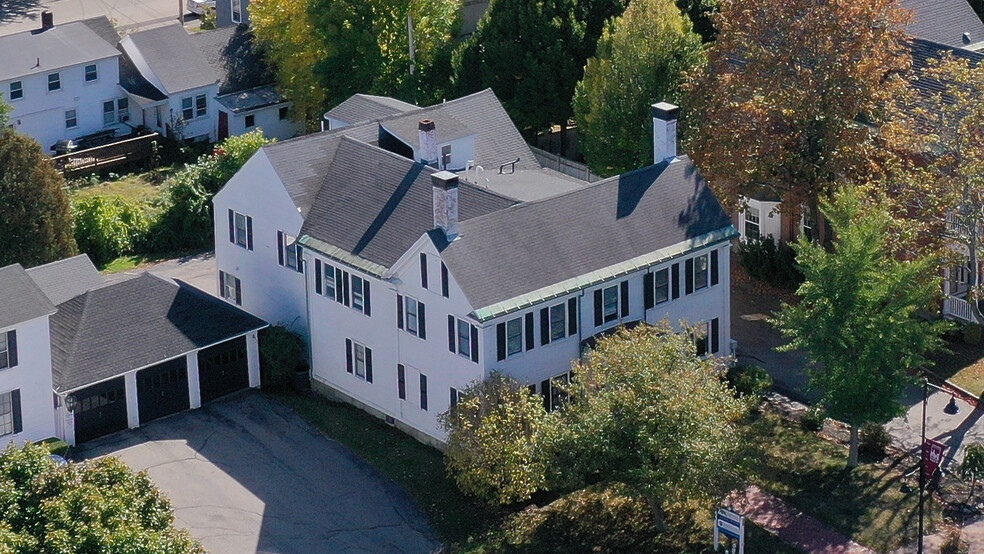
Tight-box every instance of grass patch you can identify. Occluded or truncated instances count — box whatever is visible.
[99,249,205,273]
[266,391,498,544]
[742,412,941,552]
[69,167,175,205]
[929,337,984,396]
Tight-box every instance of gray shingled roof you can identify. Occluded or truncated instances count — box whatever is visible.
[216,85,286,113]
[380,111,474,148]
[902,0,984,49]
[0,17,120,82]
[300,137,516,269]
[910,37,984,97]
[439,157,735,311]
[49,273,266,392]
[325,94,419,125]
[124,24,218,94]
[25,255,105,306]
[0,265,55,330]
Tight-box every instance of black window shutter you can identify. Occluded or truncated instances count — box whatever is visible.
[448,315,456,352]
[450,388,458,410]
[11,390,21,434]
[711,249,719,286]
[246,216,253,251]
[685,258,694,295]
[228,209,235,243]
[345,339,353,373]
[496,323,506,361]
[315,259,323,295]
[620,281,629,317]
[397,364,406,399]
[277,231,284,266]
[567,298,578,336]
[342,271,350,306]
[234,278,242,305]
[365,348,373,382]
[540,307,550,345]
[671,263,680,299]
[441,262,449,298]
[420,374,428,411]
[219,271,225,296]
[418,302,426,339]
[541,379,551,411]
[335,267,343,302]
[711,318,720,354]
[644,273,655,309]
[6,331,16,368]
[470,325,479,363]
[363,281,371,316]
[525,312,534,351]
[397,294,404,329]
[420,253,428,289]
[593,289,603,326]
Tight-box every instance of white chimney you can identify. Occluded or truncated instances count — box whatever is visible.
[418,119,439,166]
[432,170,459,240]
[652,102,679,163]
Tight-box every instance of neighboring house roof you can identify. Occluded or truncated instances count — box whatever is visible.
[325,94,419,125]
[124,23,218,94]
[909,37,984,97]
[0,17,120,82]
[438,157,737,316]
[118,50,167,103]
[80,16,121,47]
[902,0,984,50]
[299,137,516,270]
[188,25,276,95]
[0,265,56,330]
[216,85,286,113]
[49,273,265,392]
[381,111,474,149]
[25,255,105,306]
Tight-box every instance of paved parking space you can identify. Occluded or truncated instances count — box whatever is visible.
[0,0,184,36]
[74,391,441,554]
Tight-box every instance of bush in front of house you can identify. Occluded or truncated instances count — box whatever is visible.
[801,406,826,432]
[859,422,892,458]
[737,236,804,290]
[259,325,307,390]
[72,194,150,266]
[725,364,773,401]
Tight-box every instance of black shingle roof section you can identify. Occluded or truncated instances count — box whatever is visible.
[0,265,55,330]
[440,157,735,310]
[910,37,984,96]
[902,0,984,49]
[49,273,265,392]
[300,137,516,269]
[25,255,105,307]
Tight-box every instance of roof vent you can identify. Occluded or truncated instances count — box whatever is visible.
[964,32,973,44]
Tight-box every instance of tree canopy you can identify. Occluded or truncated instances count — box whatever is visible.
[772,188,946,466]
[574,0,704,176]
[684,0,912,212]
[0,129,77,268]
[0,443,203,553]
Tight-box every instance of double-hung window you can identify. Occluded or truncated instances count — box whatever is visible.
[103,100,116,126]
[506,317,523,357]
[9,81,22,101]
[0,391,17,437]
[277,232,301,272]
[744,206,761,239]
[602,285,619,322]
[541,298,578,345]
[219,271,242,305]
[448,316,478,362]
[195,94,207,118]
[398,295,425,338]
[84,64,98,82]
[47,72,60,92]
[351,275,368,314]
[345,339,373,382]
[405,297,419,336]
[181,97,194,120]
[64,110,77,129]
[231,0,243,23]
[0,331,14,370]
[549,304,566,342]
[457,319,471,357]
[117,98,129,121]
[229,210,252,249]
[694,321,710,356]
[694,254,709,291]
[354,342,367,378]
[654,267,669,305]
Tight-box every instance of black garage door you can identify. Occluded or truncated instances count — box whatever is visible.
[137,357,190,424]
[198,336,250,403]
[73,377,128,443]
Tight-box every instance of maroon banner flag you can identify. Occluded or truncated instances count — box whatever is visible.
[923,439,946,479]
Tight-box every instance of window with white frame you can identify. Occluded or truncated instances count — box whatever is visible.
[506,317,523,357]
[694,321,710,356]
[654,267,669,305]
[117,98,129,122]
[47,72,60,92]
[405,296,420,336]
[602,285,619,323]
[450,387,465,412]
[354,342,367,379]
[84,64,98,82]
[351,275,367,314]
[457,319,471,357]
[744,206,761,239]
[181,97,194,120]
[220,271,241,305]
[195,94,207,118]
[345,339,372,381]
[694,254,709,291]
[449,316,478,361]
[0,332,9,370]
[233,211,249,248]
[284,234,300,270]
[64,110,77,129]
[0,391,15,436]
[9,81,22,101]
[323,262,336,298]
[549,303,567,342]
[103,100,115,126]
[231,0,243,23]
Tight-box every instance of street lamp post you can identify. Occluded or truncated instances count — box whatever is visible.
[918,378,961,554]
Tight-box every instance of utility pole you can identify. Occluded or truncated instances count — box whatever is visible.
[408,13,416,104]
[179,0,185,25]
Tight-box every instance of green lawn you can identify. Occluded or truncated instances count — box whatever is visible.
[928,336,984,396]
[98,250,203,273]
[69,168,174,204]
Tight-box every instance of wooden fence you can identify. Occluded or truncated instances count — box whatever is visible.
[52,133,160,175]
[530,146,603,183]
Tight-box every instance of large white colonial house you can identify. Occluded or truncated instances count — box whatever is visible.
[214,90,737,445]
[0,255,265,449]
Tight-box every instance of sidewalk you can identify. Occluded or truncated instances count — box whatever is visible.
[729,485,876,554]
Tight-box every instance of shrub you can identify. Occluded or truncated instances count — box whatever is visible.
[860,422,891,457]
[737,236,804,289]
[964,322,982,345]
[72,195,150,266]
[259,325,306,390]
[940,529,968,554]
[801,407,826,432]
[725,364,773,400]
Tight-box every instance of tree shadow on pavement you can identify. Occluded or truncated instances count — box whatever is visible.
[0,0,41,24]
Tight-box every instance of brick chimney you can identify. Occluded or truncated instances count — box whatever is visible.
[418,119,439,166]
[40,11,54,31]
[432,171,459,240]
[652,102,679,163]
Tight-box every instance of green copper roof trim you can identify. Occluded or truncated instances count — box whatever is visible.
[472,225,739,322]
[298,236,389,277]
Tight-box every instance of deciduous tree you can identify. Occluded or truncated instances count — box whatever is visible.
[573,0,704,176]
[772,188,947,467]
[684,0,912,212]
[0,129,77,268]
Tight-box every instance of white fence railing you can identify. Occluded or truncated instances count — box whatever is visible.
[944,296,977,323]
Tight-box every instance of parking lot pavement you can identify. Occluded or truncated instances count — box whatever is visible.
[74,391,442,554]
[103,252,217,295]
[0,0,185,36]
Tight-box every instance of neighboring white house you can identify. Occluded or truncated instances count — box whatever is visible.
[0,15,130,153]
[214,91,737,446]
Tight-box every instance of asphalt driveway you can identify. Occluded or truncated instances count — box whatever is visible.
[74,391,441,554]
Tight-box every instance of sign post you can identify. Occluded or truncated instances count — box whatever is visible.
[923,438,945,480]
[714,507,745,554]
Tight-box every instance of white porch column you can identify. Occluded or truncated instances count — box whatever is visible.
[61,402,76,446]
[187,351,202,409]
[247,331,261,388]
[124,373,140,429]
